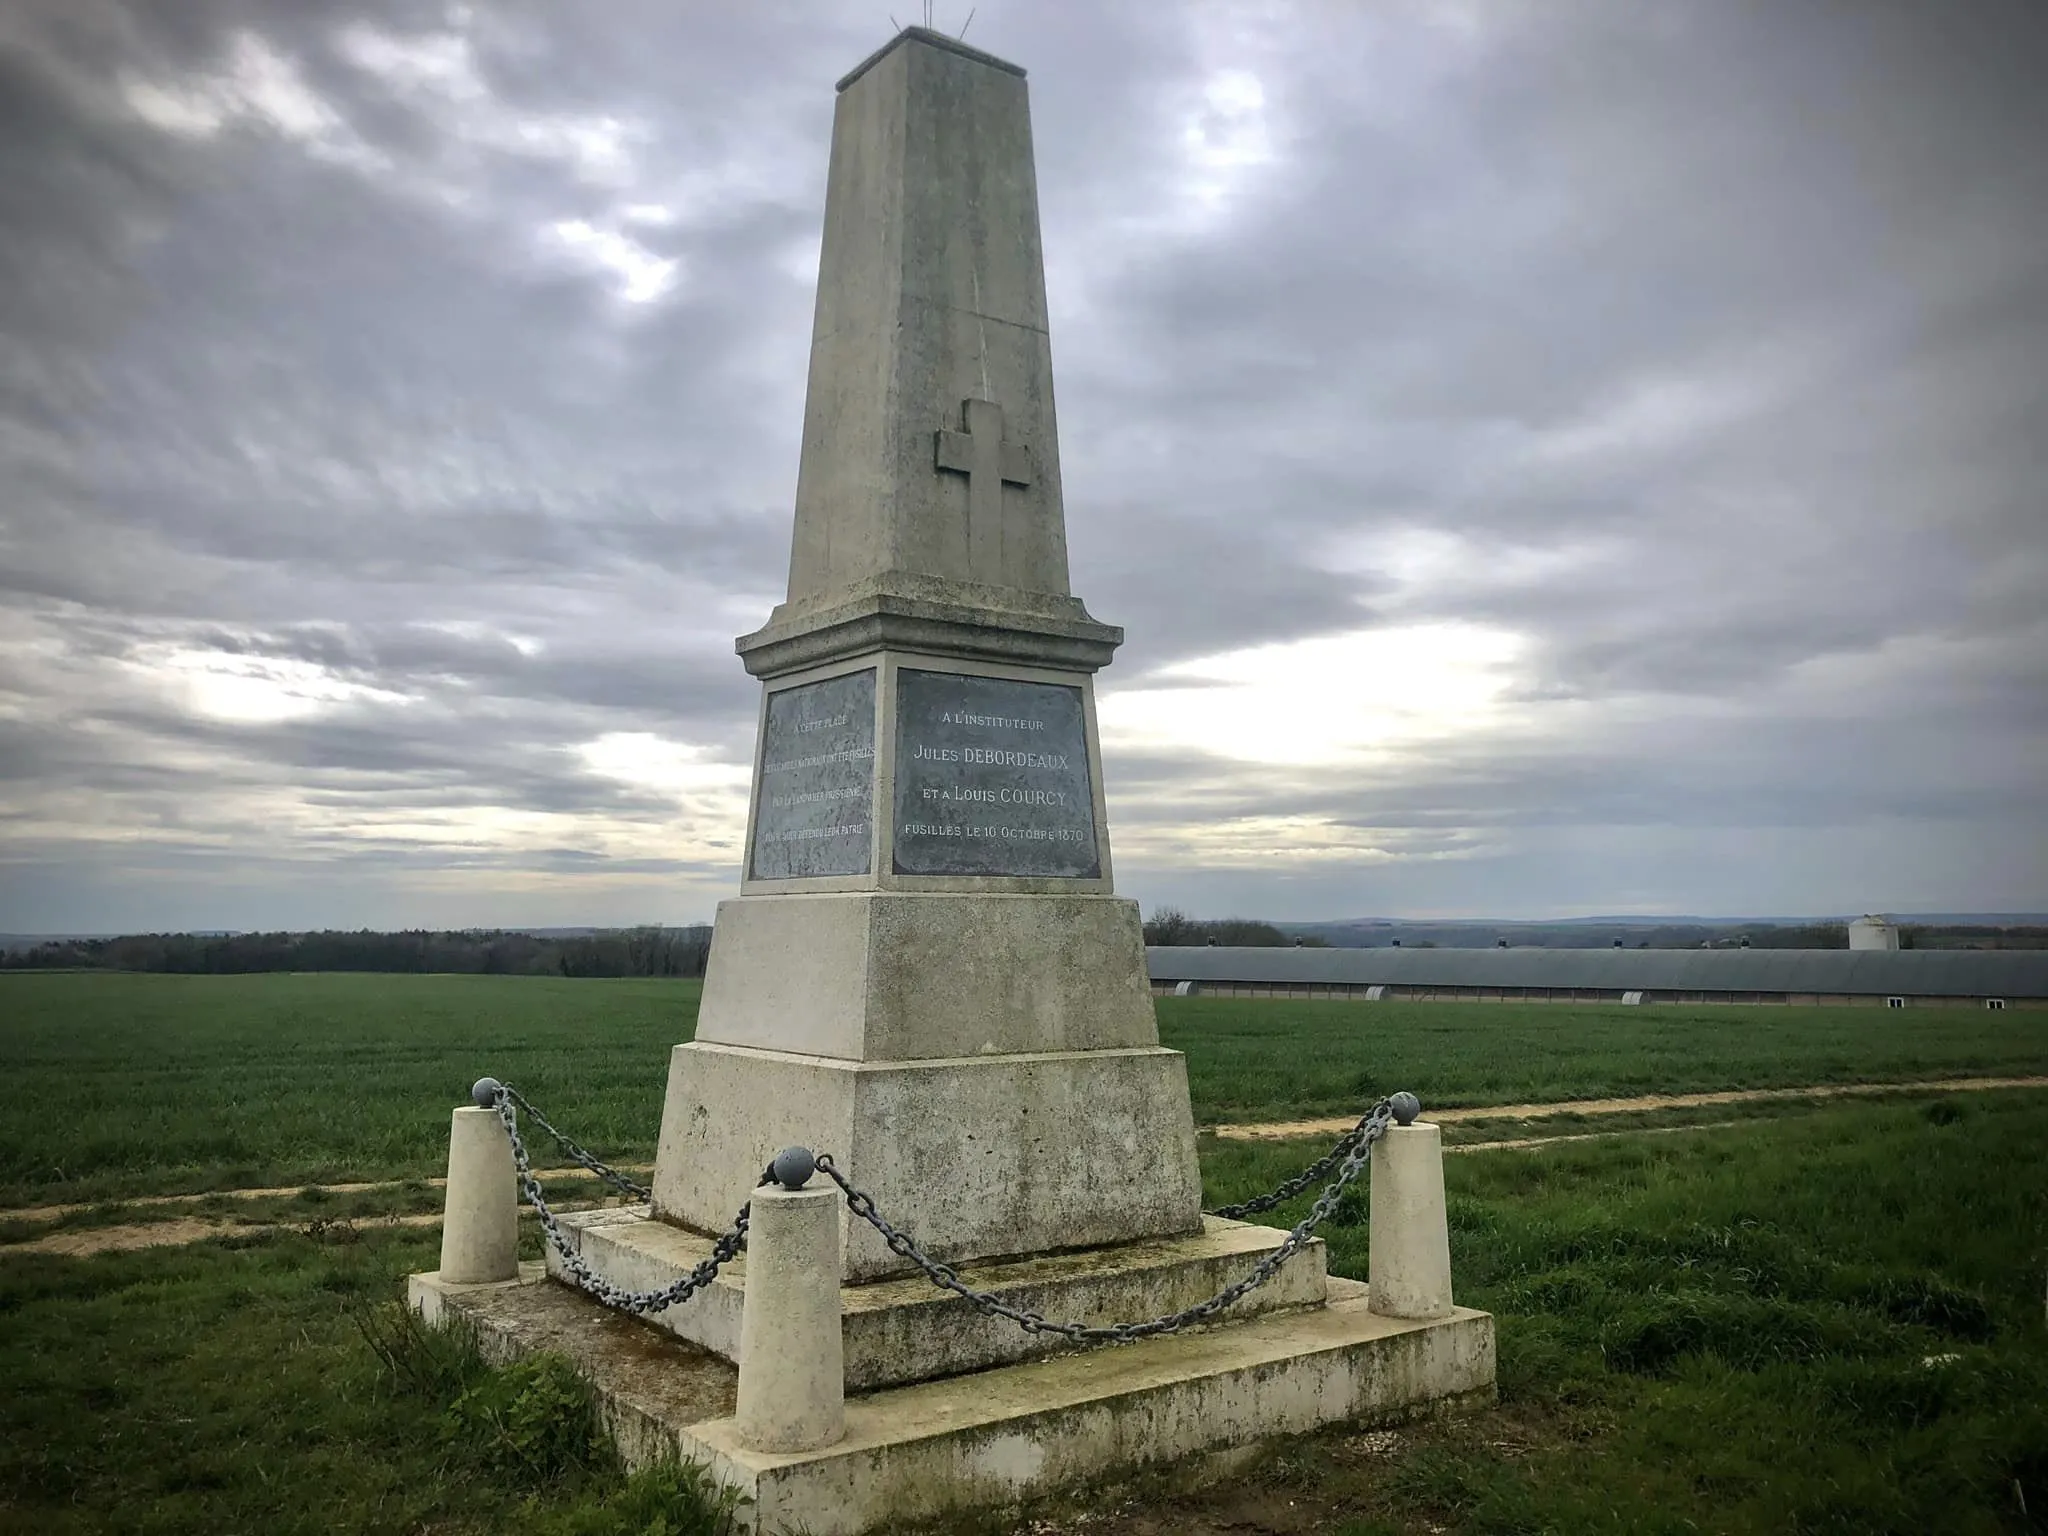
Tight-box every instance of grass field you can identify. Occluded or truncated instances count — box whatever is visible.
[3,1094,2042,1533]
[3,972,2046,1534]
[1161,993,2048,1123]
[3,972,2044,1206]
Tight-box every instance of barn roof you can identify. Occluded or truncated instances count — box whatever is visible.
[1143,945,2048,999]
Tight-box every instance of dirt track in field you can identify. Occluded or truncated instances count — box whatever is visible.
[12,1211,448,1258]
[1207,1074,2048,1142]
[7,1075,2046,1259]
[2,1165,650,1227]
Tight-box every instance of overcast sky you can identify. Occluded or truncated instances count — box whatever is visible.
[3,0,2044,933]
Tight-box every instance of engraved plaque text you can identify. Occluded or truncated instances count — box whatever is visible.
[749,669,876,879]
[892,668,1099,878]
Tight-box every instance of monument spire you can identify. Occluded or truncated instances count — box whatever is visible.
[641,22,1199,1283]
[740,26,1121,679]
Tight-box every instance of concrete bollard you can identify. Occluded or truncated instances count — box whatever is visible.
[439,1105,519,1284]
[734,1183,846,1453]
[1368,1121,1455,1320]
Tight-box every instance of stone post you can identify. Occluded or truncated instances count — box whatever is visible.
[735,1183,847,1453]
[439,1105,518,1284]
[1368,1122,1454,1320]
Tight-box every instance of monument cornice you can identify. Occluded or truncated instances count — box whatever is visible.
[836,26,1025,93]
[736,576,1123,678]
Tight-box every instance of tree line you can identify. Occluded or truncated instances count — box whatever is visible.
[1141,909,1328,947]
[1,927,713,978]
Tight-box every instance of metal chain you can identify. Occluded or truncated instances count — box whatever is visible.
[487,1085,749,1315]
[477,1081,1397,1337]
[1209,1103,1388,1219]
[814,1097,1395,1344]
[496,1083,650,1200]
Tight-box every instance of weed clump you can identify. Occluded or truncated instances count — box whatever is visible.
[355,1303,613,1489]
[353,1298,491,1401]
[350,1300,745,1528]
[445,1354,616,1488]
[534,1459,752,1536]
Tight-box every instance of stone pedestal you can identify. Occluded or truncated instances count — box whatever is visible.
[654,1040,1202,1283]
[411,1264,1496,1536]
[657,890,1200,1281]
[550,1210,1328,1391]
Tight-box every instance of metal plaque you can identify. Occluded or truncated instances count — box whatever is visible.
[891,668,1100,878]
[749,669,876,879]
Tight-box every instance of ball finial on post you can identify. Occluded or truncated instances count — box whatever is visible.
[767,1146,818,1190]
[471,1077,503,1109]
[1390,1091,1421,1126]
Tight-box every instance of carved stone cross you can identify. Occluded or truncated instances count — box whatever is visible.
[935,397,1031,575]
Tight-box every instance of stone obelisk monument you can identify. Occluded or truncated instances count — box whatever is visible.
[650,25,1203,1282]
[413,31,1495,1531]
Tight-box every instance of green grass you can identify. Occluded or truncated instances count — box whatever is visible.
[8,1097,2039,1534]
[3,972,2044,1207]
[0,973,2043,1532]
[933,1092,2048,1534]
[0,1223,747,1535]
[0,973,695,1205]
[1161,994,2048,1123]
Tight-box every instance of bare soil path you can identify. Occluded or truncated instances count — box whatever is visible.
[2,1164,651,1227]
[1208,1074,2048,1142]
[12,1211,447,1259]
[10,1076,2046,1259]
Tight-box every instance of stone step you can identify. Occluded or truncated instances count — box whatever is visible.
[548,1207,1328,1390]
[411,1265,1495,1536]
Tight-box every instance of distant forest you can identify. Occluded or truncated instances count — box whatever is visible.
[1,926,713,978]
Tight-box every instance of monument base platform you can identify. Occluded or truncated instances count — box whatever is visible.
[651,1040,1205,1283]
[549,1207,1329,1390]
[410,1265,1495,1536]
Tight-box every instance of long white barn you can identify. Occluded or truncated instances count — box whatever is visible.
[1146,946,2048,1008]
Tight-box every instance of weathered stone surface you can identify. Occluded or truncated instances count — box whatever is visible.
[779,27,1065,611]
[891,668,1099,878]
[749,669,876,880]
[550,1209,1328,1391]
[438,1105,517,1285]
[409,1265,740,1471]
[690,892,1158,1060]
[734,1185,846,1452]
[415,1265,1496,1536]
[1369,1122,1456,1321]
[734,25,1127,682]
[738,574,1121,679]
[650,1041,1204,1283]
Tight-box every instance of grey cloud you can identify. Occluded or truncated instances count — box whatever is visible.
[2,0,2044,931]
